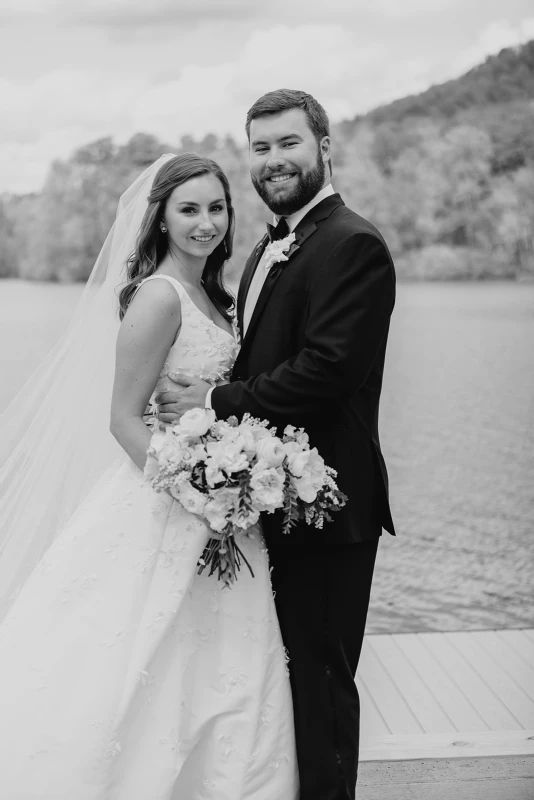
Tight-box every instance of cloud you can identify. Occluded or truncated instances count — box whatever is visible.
[1,7,533,194]
[0,0,256,29]
[0,67,145,192]
[0,23,395,191]
[0,70,138,143]
[0,0,464,27]
[66,0,256,28]
[352,0,464,14]
[130,25,392,139]
[451,16,534,74]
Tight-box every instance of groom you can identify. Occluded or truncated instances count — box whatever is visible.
[158,89,396,799]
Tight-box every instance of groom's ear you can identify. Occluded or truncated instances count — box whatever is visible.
[320,136,332,175]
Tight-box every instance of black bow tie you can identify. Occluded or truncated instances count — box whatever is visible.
[266,217,290,242]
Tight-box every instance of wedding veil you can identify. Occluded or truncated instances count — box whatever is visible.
[0,154,177,621]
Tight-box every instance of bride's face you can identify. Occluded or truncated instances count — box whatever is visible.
[163,174,228,260]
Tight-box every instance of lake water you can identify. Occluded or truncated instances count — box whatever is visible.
[1,279,533,634]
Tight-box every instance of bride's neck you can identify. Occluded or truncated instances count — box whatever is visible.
[160,247,205,290]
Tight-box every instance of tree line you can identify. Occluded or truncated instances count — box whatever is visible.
[1,41,533,283]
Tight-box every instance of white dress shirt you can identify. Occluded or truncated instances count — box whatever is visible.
[242,183,335,335]
[206,183,336,409]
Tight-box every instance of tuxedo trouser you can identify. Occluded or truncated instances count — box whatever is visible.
[267,536,379,800]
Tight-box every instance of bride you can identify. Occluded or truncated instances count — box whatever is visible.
[0,154,298,799]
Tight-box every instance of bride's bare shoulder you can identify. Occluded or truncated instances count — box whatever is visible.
[121,278,182,337]
[127,277,181,314]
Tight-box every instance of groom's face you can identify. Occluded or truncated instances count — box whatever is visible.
[249,108,329,216]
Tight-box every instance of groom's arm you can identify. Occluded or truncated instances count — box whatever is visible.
[211,232,395,426]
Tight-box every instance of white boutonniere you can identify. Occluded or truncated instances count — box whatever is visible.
[264,232,298,271]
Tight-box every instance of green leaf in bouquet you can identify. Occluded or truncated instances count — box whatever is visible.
[282,479,300,535]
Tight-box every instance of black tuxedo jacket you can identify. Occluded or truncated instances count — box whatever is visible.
[212,193,396,544]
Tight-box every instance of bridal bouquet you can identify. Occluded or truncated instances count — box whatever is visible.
[145,408,347,586]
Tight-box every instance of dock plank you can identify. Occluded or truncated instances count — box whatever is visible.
[358,674,391,738]
[393,634,489,732]
[368,635,456,733]
[409,633,521,729]
[496,629,534,668]
[358,639,422,735]
[359,729,534,762]
[358,629,534,761]
[446,632,534,729]
[471,631,534,701]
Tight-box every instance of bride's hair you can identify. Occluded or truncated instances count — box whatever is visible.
[118,153,235,321]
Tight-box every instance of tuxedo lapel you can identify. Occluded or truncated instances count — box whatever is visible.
[236,234,269,337]
[240,194,344,348]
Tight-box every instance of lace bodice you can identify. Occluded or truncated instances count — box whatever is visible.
[139,275,239,407]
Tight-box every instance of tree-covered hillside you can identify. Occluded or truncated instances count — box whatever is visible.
[341,39,534,175]
[1,40,533,283]
[354,40,534,125]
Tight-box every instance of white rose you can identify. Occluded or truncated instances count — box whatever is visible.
[147,427,166,456]
[251,457,269,474]
[230,505,260,530]
[175,483,207,515]
[250,467,285,513]
[224,447,249,474]
[143,452,160,483]
[234,423,257,457]
[293,448,326,503]
[295,429,309,446]
[206,440,225,460]
[217,425,241,444]
[145,427,173,478]
[178,407,215,438]
[292,475,316,503]
[205,463,225,488]
[286,448,311,478]
[283,440,301,456]
[210,419,232,439]
[264,233,296,270]
[252,425,271,441]
[255,435,286,467]
[204,487,240,532]
[183,443,207,466]
[158,431,187,465]
[206,441,249,474]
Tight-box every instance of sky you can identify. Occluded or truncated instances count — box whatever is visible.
[0,0,533,194]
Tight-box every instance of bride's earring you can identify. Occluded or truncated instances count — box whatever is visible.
[160,224,167,233]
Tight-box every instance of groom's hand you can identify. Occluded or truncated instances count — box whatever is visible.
[155,373,211,424]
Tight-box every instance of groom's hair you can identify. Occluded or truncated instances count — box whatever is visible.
[246,89,330,145]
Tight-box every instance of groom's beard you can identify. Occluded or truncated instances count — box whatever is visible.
[251,151,326,216]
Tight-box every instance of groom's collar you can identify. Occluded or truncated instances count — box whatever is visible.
[273,183,336,233]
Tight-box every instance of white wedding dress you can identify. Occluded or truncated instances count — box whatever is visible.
[0,275,298,800]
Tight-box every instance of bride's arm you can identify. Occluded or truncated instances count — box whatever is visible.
[110,280,181,470]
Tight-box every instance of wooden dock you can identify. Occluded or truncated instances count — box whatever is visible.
[357,628,534,761]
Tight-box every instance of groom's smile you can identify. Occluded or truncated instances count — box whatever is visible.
[264,170,299,194]
[268,174,296,183]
